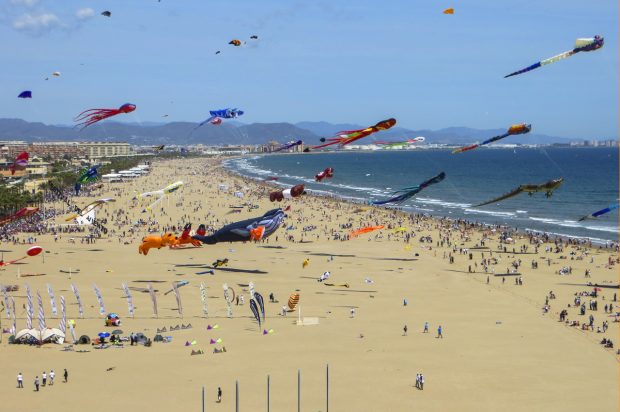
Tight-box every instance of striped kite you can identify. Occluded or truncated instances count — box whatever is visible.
[452,124,531,154]
[370,172,446,205]
[304,118,396,151]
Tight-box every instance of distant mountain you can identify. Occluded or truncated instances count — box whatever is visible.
[0,118,588,146]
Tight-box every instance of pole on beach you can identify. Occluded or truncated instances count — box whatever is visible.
[267,375,270,412]
[236,380,239,412]
[326,364,329,412]
[297,369,301,412]
[202,386,205,412]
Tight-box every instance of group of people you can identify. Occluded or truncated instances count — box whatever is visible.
[18,369,68,391]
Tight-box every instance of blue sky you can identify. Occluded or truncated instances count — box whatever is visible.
[1,0,617,139]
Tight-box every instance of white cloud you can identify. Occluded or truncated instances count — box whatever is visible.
[12,12,62,32]
[10,0,39,7]
[75,8,94,20]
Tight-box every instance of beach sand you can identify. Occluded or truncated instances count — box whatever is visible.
[0,157,617,411]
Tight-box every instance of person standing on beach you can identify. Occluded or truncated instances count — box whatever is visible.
[437,325,443,338]
[49,370,55,385]
[415,374,420,389]
[217,387,222,403]
[63,369,68,383]
[42,371,46,387]
[17,373,23,388]
[423,322,429,333]
[403,325,408,336]
[34,376,39,392]
[419,374,425,390]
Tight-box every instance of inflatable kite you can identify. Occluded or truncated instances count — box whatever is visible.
[210,118,222,125]
[350,225,385,238]
[304,118,396,151]
[0,246,43,267]
[139,181,184,211]
[229,39,242,46]
[250,299,261,328]
[452,124,531,154]
[273,140,303,152]
[505,36,604,78]
[212,258,229,268]
[9,152,29,175]
[475,178,564,207]
[101,11,111,17]
[269,184,306,202]
[287,293,300,311]
[371,172,446,205]
[65,198,115,222]
[578,202,619,221]
[139,233,177,256]
[315,167,334,182]
[18,91,32,99]
[74,103,136,129]
[374,137,425,148]
[0,207,39,226]
[75,165,101,194]
[191,108,244,134]
[170,223,202,248]
[193,208,285,245]
[443,8,454,14]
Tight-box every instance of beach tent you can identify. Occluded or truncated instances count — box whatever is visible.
[14,329,41,343]
[78,335,91,345]
[153,334,164,342]
[42,328,65,344]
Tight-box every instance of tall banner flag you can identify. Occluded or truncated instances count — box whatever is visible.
[199,282,208,317]
[122,283,134,318]
[25,284,33,329]
[47,283,58,316]
[92,284,106,316]
[37,290,46,330]
[59,296,66,333]
[10,297,16,335]
[172,282,183,318]
[2,285,10,319]
[71,284,84,318]
[148,283,158,318]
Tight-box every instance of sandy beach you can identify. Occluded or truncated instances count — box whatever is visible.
[0,157,617,411]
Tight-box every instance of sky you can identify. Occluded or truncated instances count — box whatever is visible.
[1,0,618,139]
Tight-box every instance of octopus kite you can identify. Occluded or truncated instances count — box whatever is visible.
[269,184,306,202]
[9,152,29,175]
[304,118,396,152]
[452,124,531,154]
[475,178,564,207]
[371,172,446,205]
[505,36,604,78]
[74,103,136,129]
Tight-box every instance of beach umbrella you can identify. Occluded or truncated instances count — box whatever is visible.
[111,329,123,335]
[98,332,110,338]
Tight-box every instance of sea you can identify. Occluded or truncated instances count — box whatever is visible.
[224,147,619,244]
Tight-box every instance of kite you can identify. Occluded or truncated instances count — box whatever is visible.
[324,283,350,288]
[374,137,425,148]
[249,299,261,328]
[443,8,454,14]
[212,258,229,268]
[215,51,221,55]
[304,118,396,151]
[505,36,604,78]
[74,103,136,129]
[193,208,285,245]
[229,39,242,46]
[18,91,32,99]
[254,292,265,320]
[191,108,244,134]
[578,203,619,221]
[452,124,531,154]
[265,176,279,181]
[139,181,184,211]
[65,198,115,222]
[101,11,111,17]
[75,165,101,195]
[287,293,300,311]
[139,233,177,255]
[153,145,165,151]
[273,140,303,152]
[269,184,306,202]
[0,207,39,226]
[349,225,385,238]
[474,178,564,207]
[210,118,222,125]
[0,246,42,267]
[250,35,258,39]
[170,223,202,248]
[9,152,29,175]
[52,71,61,77]
[315,167,334,182]
[371,172,446,205]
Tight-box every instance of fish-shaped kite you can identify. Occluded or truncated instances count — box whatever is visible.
[578,203,619,222]
[371,172,446,205]
[273,140,303,152]
[505,36,604,78]
[304,118,396,151]
[452,124,531,154]
[474,178,564,207]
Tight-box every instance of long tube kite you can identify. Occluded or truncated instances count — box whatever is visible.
[452,124,531,154]
[371,172,446,205]
[65,198,115,222]
[505,36,604,78]
[304,118,396,151]
[350,225,385,238]
[190,108,244,135]
[374,137,425,148]
[578,203,619,222]
[139,181,184,211]
[273,140,303,152]
[193,208,285,245]
[474,178,564,207]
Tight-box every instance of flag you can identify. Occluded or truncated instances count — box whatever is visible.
[93,283,105,316]
[47,283,58,316]
[59,296,66,333]
[2,285,10,319]
[148,283,158,318]
[25,284,33,329]
[172,282,183,318]
[199,282,208,317]
[37,290,46,330]
[10,297,16,335]
[122,283,134,317]
[71,284,84,318]
[69,322,77,343]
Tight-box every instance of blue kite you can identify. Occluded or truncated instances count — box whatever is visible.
[371,172,446,205]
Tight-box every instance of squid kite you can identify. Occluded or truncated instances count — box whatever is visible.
[74,103,136,129]
[315,167,334,182]
[452,124,531,154]
[269,184,306,202]
[371,172,446,205]
[578,203,619,222]
[350,225,385,238]
[139,181,184,211]
[9,152,29,175]
[193,208,285,245]
[304,118,396,151]
[505,36,604,78]
[75,165,101,194]
[65,198,115,222]
[375,137,425,148]
[475,178,564,207]
[18,91,32,99]
[273,140,303,152]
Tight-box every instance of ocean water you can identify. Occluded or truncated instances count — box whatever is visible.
[224,148,619,243]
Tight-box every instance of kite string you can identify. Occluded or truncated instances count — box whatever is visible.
[538,147,566,176]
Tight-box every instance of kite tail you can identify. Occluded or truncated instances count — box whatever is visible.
[504,62,542,78]
[146,196,165,211]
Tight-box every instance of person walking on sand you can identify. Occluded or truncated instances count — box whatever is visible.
[437,325,443,338]
[403,325,408,336]
[17,373,23,388]
[419,374,425,390]
[49,370,55,386]
[63,369,68,383]
[217,387,222,403]
[42,371,46,387]
[415,374,420,389]
[423,322,429,333]
[34,376,39,392]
